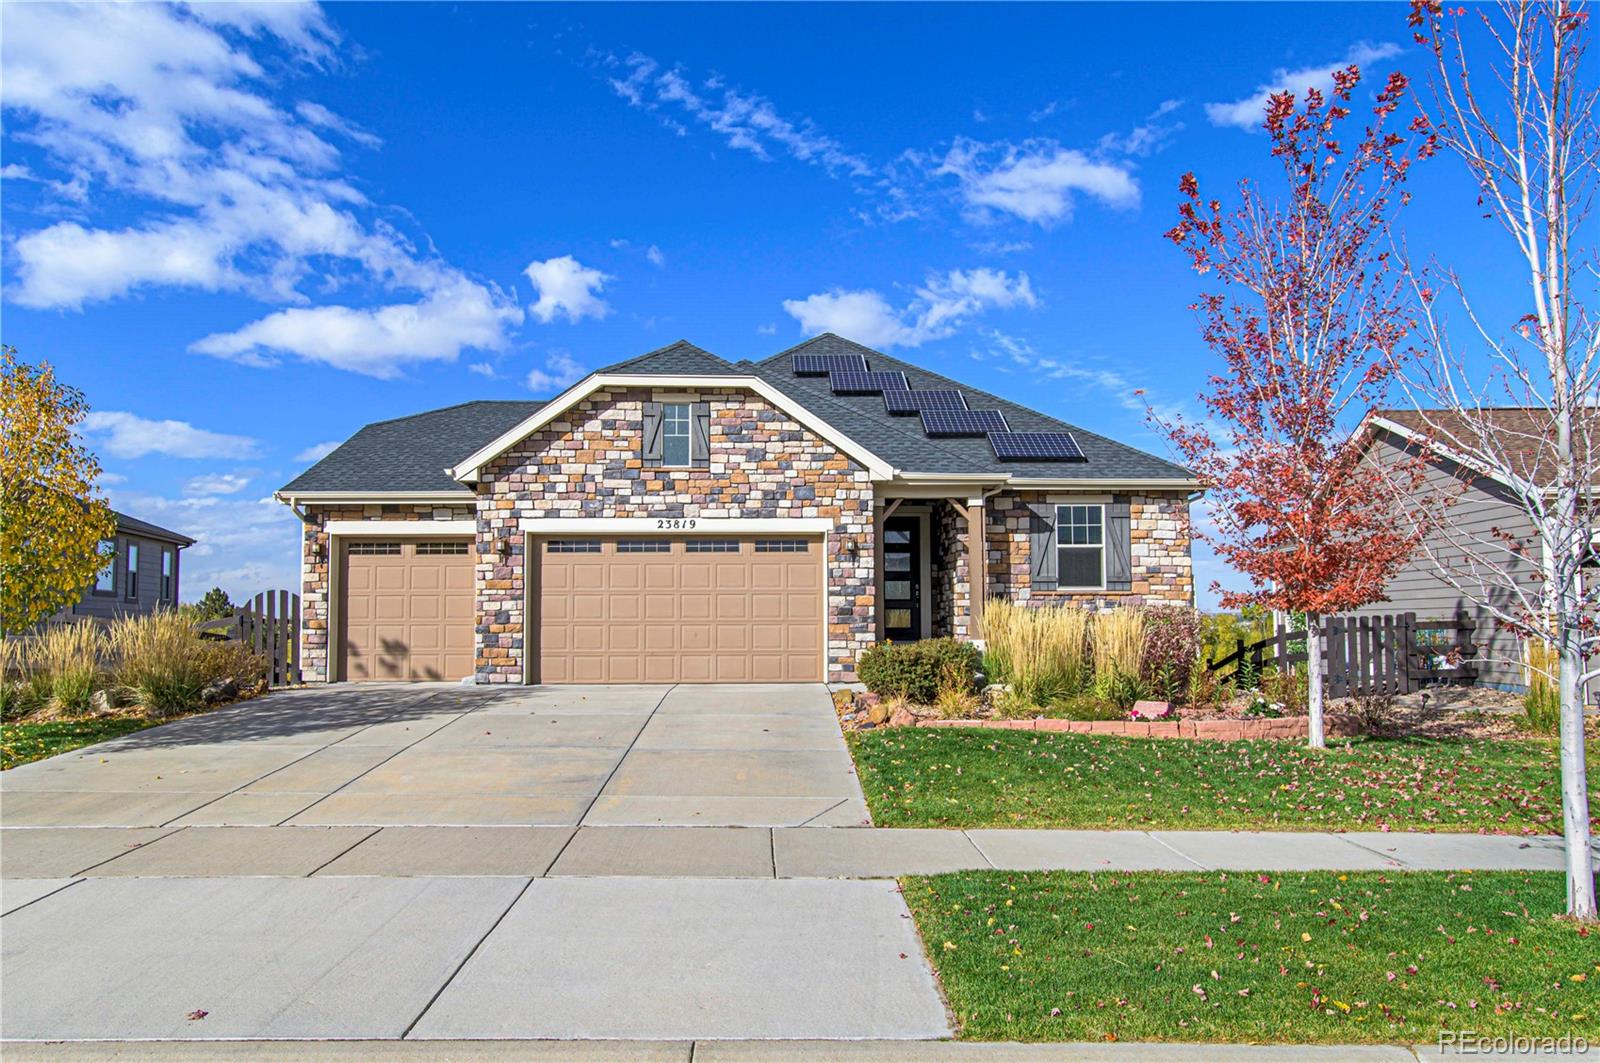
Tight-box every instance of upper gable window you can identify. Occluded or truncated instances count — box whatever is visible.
[661,402,691,467]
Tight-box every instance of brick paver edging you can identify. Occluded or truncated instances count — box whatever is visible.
[913,713,1364,740]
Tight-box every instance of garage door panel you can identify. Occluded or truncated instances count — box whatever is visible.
[340,540,474,683]
[538,535,822,684]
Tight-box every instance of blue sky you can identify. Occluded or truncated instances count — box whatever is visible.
[0,2,1515,606]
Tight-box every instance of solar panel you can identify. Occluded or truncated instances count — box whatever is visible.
[794,353,868,376]
[920,409,1011,436]
[988,431,1087,461]
[828,370,909,395]
[883,389,967,414]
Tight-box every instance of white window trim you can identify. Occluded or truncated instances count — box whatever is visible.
[1055,502,1107,591]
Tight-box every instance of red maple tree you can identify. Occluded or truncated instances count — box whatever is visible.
[1154,67,1437,745]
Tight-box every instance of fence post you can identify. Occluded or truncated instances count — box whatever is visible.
[289,592,302,684]
[1402,612,1418,693]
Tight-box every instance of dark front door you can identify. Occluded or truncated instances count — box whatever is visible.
[882,516,921,640]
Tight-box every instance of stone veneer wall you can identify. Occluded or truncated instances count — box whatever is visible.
[987,491,1193,609]
[929,499,970,640]
[476,387,875,683]
[297,502,478,683]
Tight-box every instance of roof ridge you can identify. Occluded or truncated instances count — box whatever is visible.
[598,338,730,374]
[360,398,543,430]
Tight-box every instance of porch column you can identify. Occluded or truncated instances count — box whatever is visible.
[966,495,985,640]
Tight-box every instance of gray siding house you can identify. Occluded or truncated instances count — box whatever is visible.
[1353,409,1558,692]
[55,511,195,623]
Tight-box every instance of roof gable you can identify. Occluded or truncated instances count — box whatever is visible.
[597,340,736,376]
[114,511,194,546]
[280,400,544,494]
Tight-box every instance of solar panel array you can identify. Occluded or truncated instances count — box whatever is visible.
[883,389,967,414]
[987,431,1086,461]
[793,353,868,376]
[790,349,1088,464]
[921,409,1011,436]
[827,370,909,395]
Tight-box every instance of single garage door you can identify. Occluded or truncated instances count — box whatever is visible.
[340,539,475,681]
[535,536,824,684]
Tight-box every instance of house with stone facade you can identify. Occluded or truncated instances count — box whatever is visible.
[277,334,1198,685]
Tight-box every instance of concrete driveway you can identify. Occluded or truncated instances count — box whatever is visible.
[2,684,940,1043]
[0,683,870,829]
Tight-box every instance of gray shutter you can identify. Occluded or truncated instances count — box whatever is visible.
[1106,496,1132,591]
[642,401,663,463]
[1027,501,1057,591]
[690,401,711,467]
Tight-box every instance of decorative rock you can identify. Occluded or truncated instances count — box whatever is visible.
[200,678,237,705]
[866,701,894,725]
[90,689,113,714]
[888,706,918,728]
[1130,699,1173,720]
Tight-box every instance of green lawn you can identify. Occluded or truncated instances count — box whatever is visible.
[905,869,1597,1043]
[2,716,164,769]
[848,730,1596,833]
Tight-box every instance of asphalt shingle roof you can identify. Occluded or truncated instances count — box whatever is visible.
[280,400,545,494]
[753,335,1194,481]
[281,335,1193,493]
[114,511,194,546]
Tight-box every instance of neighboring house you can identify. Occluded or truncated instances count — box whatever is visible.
[277,334,1198,685]
[1353,408,1590,692]
[56,511,194,623]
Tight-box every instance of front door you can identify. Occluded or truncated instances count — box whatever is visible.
[882,516,921,640]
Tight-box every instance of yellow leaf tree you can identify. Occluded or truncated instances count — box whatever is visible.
[0,346,117,634]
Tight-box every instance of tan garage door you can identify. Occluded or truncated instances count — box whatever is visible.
[535,536,823,684]
[340,540,475,682]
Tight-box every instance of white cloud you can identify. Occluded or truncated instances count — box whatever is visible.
[294,440,341,462]
[970,239,1032,256]
[523,255,611,324]
[190,276,523,378]
[1205,42,1401,130]
[980,329,1187,422]
[526,351,587,394]
[1029,101,1059,123]
[937,138,1140,226]
[185,472,252,496]
[467,362,497,378]
[1,3,519,375]
[605,52,871,178]
[782,268,1037,349]
[646,244,665,267]
[1098,99,1185,157]
[97,471,127,486]
[83,412,259,460]
[756,323,778,336]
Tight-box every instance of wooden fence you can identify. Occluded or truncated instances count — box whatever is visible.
[1208,611,1478,697]
[196,590,301,688]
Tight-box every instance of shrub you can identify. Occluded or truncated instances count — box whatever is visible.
[983,599,1092,704]
[109,611,265,718]
[33,622,104,715]
[857,638,981,704]
[1092,607,1147,686]
[1143,606,1202,700]
[1094,667,1149,711]
[1522,639,1559,735]
[1041,694,1126,721]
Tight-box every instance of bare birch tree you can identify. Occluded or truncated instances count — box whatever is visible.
[1399,0,1598,919]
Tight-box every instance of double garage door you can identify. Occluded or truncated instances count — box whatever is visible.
[535,536,824,684]
[339,535,824,684]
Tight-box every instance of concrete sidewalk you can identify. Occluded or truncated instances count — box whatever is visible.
[3,825,1589,885]
[0,1038,1485,1060]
